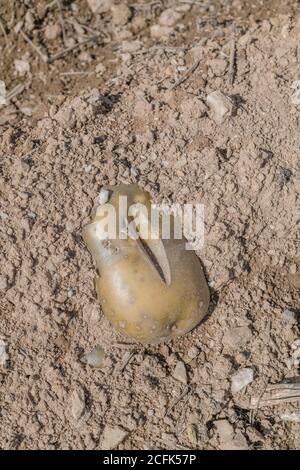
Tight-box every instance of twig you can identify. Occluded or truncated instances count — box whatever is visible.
[169,58,201,90]
[119,350,136,372]
[240,381,300,409]
[19,30,49,63]
[0,17,8,47]
[48,33,103,63]
[164,385,191,416]
[228,23,236,85]
[56,0,67,46]
[6,84,25,101]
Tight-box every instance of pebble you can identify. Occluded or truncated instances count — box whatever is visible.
[95,63,106,76]
[111,4,131,26]
[282,308,297,322]
[150,24,173,40]
[158,9,183,27]
[172,360,187,384]
[87,0,112,14]
[100,425,128,450]
[289,263,297,274]
[98,188,110,205]
[0,275,8,290]
[206,90,234,124]
[85,345,106,368]
[71,387,86,419]
[231,367,254,393]
[0,339,9,366]
[214,420,248,450]
[14,59,30,76]
[44,23,61,40]
[0,80,7,105]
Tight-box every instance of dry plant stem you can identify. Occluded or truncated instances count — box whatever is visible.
[250,382,300,408]
[169,58,201,90]
[56,0,67,46]
[48,33,103,63]
[228,23,236,85]
[6,84,25,101]
[0,18,8,47]
[165,386,191,417]
[19,30,49,63]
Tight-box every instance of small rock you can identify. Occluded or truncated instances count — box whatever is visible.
[97,188,110,205]
[176,4,191,13]
[122,40,142,53]
[14,59,30,76]
[159,9,183,27]
[95,63,106,76]
[206,90,234,124]
[87,0,112,13]
[44,23,61,40]
[231,367,254,393]
[187,345,199,360]
[78,51,92,63]
[111,4,131,26]
[0,275,8,290]
[0,339,9,366]
[282,308,298,322]
[71,387,85,419]
[25,11,35,32]
[172,360,187,384]
[214,420,248,450]
[289,264,297,274]
[150,24,173,40]
[100,425,128,450]
[85,345,106,368]
[0,80,7,106]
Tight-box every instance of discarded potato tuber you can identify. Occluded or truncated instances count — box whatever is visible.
[82,184,209,343]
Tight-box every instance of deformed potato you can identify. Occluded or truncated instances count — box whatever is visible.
[82,184,209,344]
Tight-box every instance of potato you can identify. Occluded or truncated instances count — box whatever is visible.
[82,184,209,344]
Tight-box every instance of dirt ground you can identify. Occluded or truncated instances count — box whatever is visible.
[1,0,300,451]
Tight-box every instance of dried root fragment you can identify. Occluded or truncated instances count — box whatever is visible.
[82,184,210,344]
[238,380,300,409]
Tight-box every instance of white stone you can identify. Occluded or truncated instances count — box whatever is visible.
[159,9,182,27]
[150,24,173,40]
[206,90,233,124]
[85,345,105,368]
[0,80,7,106]
[98,188,110,205]
[231,367,254,393]
[44,23,61,40]
[0,339,9,366]
[172,361,187,383]
[101,425,128,450]
[14,59,30,76]
[111,4,131,26]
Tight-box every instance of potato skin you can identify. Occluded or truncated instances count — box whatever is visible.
[83,185,210,344]
[97,239,209,343]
